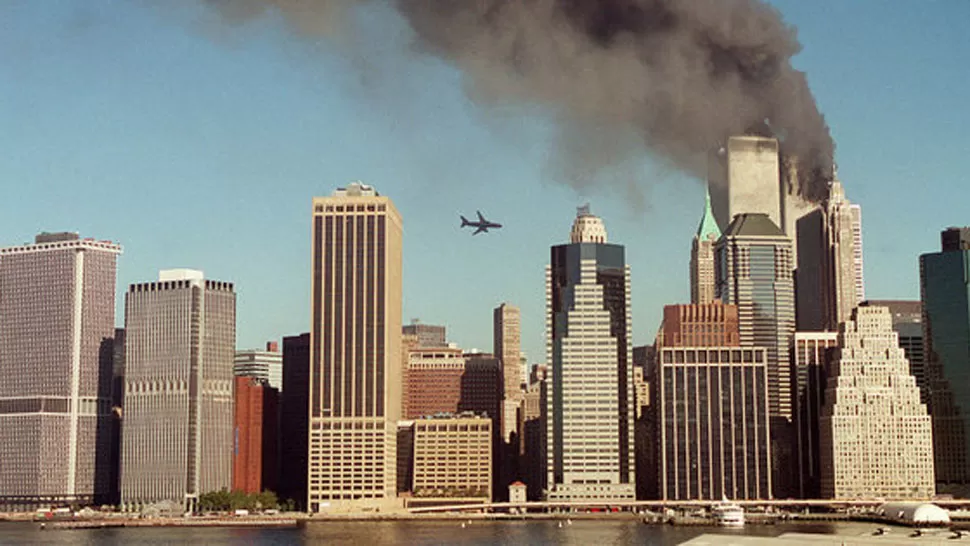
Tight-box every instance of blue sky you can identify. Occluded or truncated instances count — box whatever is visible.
[2,1,969,363]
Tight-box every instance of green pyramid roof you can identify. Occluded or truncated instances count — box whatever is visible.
[695,188,721,240]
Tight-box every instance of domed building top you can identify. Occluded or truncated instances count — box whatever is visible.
[570,204,608,244]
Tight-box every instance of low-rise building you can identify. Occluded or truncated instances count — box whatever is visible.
[406,414,492,506]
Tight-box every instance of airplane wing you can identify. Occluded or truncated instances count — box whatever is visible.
[473,225,487,235]
[477,210,486,223]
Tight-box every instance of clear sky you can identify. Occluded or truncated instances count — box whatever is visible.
[2,1,969,364]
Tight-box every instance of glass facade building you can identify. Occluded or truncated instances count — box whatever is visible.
[715,213,795,498]
[920,228,970,488]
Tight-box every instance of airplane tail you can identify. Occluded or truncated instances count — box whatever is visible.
[460,215,470,227]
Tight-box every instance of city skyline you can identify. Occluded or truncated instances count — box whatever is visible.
[3,2,969,364]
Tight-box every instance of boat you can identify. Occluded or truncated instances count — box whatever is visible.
[711,498,745,527]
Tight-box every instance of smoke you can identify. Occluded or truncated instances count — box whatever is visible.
[203,0,835,202]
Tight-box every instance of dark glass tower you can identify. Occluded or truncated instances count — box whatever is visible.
[921,227,970,490]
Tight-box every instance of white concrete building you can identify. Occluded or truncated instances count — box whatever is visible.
[234,344,283,392]
[121,269,236,512]
[544,206,635,501]
[819,306,935,500]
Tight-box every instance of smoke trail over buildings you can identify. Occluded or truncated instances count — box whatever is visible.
[205,0,835,202]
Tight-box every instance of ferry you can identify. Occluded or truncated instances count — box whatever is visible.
[711,498,745,527]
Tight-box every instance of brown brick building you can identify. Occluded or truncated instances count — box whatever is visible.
[233,376,278,494]
[659,302,740,348]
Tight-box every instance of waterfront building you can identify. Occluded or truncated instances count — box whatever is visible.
[234,343,283,392]
[120,269,236,511]
[401,321,447,349]
[0,233,121,509]
[405,414,493,506]
[544,206,635,501]
[309,182,403,512]
[920,228,970,488]
[715,212,795,497]
[232,376,279,494]
[690,189,721,304]
[658,346,772,500]
[819,306,934,499]
[279,333,310,510]
[796,179,863,331]
[791,332,839,499]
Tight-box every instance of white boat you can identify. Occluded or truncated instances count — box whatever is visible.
[711,498,745,527]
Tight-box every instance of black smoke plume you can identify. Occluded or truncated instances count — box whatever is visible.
[205,0,835,202]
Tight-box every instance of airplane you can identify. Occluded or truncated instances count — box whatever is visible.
[460,210,502,235]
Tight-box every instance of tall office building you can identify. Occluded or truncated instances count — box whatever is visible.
[715,213,795,497]
[715,213,796,420]
[819,306,934,499]
[232,376,279,494]
[234,342,283,391]
[708,135,782,233]
[494,303,522,441]
[279,333,310,510]
[401,321,447,348]
[690,190,721,304]
[309,182,403,512]
[0,233,121,509]
[544,206,635,501]
[796,179,863,331]
[658,346,772,500]
[791,332,839,499]
[121,269,236,511]
[921,228,970,488]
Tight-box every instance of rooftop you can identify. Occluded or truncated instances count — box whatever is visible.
[722,213,785,238]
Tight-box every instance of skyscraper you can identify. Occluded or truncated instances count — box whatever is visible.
[715,213,796,497]
[494,302,522,441]
[819,306,934,500]
[544,206,635,501]
[234,342,283,391]
[121,269,236,512]
[791,331,839,499]
[0,233,121,509]
[279,333,310,510]
[691,189,721,304]
[655,302,771,500]
[309,182,403,512]
[233,376,279,494]
[658,346,772,500]
[796,179,863,331]
[715,213,796,420]
[708,135,782,233]
[921,228,970,489]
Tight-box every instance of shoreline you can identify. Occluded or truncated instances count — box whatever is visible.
[0,511,916,531]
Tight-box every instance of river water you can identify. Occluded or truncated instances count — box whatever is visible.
[0,520,881,545]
